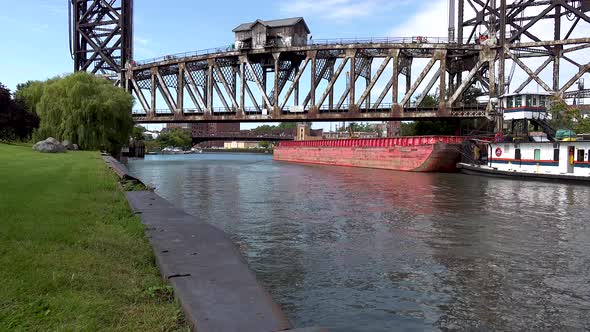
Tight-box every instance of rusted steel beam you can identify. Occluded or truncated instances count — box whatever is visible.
[448,58,485,104]
[155,68,177,112]
[150,70,156,114]
[349,51,357,108]
[131,77,150,114]
[240,62,245,114]
[132,106,486,124]
[207,63,213,113]
[245,60,272,110]
[280,58,310,110]
[506,49,552,92]
[357,55,392,107]
[317,58,349,109]
[130,43,481,70]
[559,63,590,96]
[438,50,447,110]
[416,69,441,106]
[184,69,207,111]
[213,80,231,112]
[392,50,400,105]
[374,75,395,109]
[401,55,438,106]
[273,53,280,111]
[564,43,590,53]
[514,57,553,93]
[214,64,239,110]
[177,63,184,113]
[329,62,335,109]
[236,61,261,112]
[506,37,590,49]
[184,78,203,113]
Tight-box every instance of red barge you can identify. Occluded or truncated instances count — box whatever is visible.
[273,136,467,172]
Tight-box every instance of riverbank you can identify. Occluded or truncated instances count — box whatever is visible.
[0,144,187,330]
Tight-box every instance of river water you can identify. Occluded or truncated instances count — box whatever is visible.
[128,153,590,331]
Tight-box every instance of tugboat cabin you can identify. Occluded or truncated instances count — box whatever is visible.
[488,141,590,177]
[501,92,552,120]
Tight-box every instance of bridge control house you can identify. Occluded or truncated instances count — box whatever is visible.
[233,17,310,50]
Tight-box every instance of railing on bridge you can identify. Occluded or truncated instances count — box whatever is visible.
[133,36,468,66]
[132,103,486,117]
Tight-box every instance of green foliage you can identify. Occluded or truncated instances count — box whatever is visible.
[157,128,192,150]
[400,122,417,136]
[547,98,590,133]
[259,141,272,149]
[415,120,457,135]
[419,94,439,107]
[0,144,188,331]
[16,80,49,115]
[253,122,296,133]
[132,125,147,141]
[336,122,379,133]
[0,82,39,141]
[399,120,458,136]
[463,87,484,104]
[23,72,134,155]
[277,122,296,130]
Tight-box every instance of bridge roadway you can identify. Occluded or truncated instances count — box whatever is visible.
[192,131,294,143]
[125,36,590,124]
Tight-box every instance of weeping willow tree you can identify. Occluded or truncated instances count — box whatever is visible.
[26,72,134,154]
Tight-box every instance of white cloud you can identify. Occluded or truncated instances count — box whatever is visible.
[280,0,404,20]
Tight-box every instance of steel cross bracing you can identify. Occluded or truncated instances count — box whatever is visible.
[458,0,590,98]
[70,0,133,85]
[126,42,489,123]
[125,0,590,124]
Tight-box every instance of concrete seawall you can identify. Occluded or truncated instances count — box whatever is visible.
[104,155,326,332]
[125,191,292,332]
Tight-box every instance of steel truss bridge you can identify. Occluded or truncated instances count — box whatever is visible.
[192,131,294,144]
[70,0,590,125]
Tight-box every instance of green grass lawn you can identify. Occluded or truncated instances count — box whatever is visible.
[0,144,187,331]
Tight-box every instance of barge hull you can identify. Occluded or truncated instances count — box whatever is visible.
[274,137,464,172]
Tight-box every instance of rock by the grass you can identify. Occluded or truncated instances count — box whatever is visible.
[45,137,61,145]
[62,140,75,150]
[33,138,67,153]
[72,144,79,151]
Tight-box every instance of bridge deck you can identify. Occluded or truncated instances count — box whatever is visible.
[132,106,487,123]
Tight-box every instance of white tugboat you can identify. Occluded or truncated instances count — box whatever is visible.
[458,92,590,183]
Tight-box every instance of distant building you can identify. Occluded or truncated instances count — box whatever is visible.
[233,17,310,50]
[387,122,402,137]
[166,123,191,130]
[224,141,261,149]
[192,122,241,148]
[295,123,323,141]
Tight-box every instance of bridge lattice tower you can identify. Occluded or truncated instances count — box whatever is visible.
[69,0,133,85]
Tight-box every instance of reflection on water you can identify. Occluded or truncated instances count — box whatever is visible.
[129,154,590,331]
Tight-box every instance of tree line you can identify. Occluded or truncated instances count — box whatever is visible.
[1,73,134,154]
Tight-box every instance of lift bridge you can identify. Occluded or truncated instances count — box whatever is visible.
[70,0,590,125]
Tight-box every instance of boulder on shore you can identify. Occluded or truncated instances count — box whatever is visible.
[33,138,67,153]
[61,140,75,150]
[72,144,79,151]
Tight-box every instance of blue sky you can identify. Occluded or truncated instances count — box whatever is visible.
[0,0,457,131]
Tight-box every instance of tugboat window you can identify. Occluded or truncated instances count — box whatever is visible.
[554,149,560,161]
[577,149,585,162]
[534,149,541,160]
[515,148,521,160]
[507,96,514,108]
[515,96,522,107]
